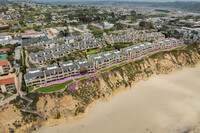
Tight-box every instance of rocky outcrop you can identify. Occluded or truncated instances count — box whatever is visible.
[1,45,200,133]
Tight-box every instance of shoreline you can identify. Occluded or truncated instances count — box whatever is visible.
[36,64,200,133]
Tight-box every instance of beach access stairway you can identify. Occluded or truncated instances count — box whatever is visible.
[20,94,46,133]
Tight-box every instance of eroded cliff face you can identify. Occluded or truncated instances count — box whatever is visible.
[1,46,200,133]
[36,47,200,127]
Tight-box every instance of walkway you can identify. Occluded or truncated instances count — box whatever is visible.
[0,66,46,132]
[0,94,18,106]
[20,94,46,133]
[25,49,30,68]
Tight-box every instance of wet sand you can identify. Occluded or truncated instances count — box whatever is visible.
[37,65,200,133]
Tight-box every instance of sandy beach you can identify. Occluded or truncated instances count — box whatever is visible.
[37,65,200,133]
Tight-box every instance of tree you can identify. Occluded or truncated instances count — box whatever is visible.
[130,10,137,18]
[0,44,2,49]
[139,21,154,29]
[7,56,15,66]
[158,25,169,32]
[92,29,103,38]
[44,13,52,22]
[105,27,116,33]
[21,65,27,75]
[58,28,70,38]
[7,50,12,55]
[33,24,42,31]
[111,12,115,18]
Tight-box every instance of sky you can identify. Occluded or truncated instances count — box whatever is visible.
[56,0,198,1]
[28,0,200,3]
[33,0,200,1]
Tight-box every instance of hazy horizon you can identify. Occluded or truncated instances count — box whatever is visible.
[32,0,200,2]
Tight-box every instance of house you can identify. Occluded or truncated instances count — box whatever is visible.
[0,48,10,54]
[0,34,13,46]
[0,74,16,93]
[21,30,48,45]
[0,60,11,74]
[2,15,12,20]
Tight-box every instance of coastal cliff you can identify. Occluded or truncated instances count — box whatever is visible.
[1,45,200,133]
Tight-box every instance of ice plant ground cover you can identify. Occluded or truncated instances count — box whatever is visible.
[32,45,185,93]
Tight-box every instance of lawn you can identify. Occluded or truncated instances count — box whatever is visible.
[28,87,34,93]
[86,50,100,55]
[75,76,88,81]
[140,52,156,60]
[119,62,127,67]
[168,46,186,51]
[100,65,117,73]
[34,79,73,93]
[114,43,132,49]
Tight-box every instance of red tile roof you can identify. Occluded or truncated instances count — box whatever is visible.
[0,77,15,85]
[0,60,8,66]
[0,48,10,52]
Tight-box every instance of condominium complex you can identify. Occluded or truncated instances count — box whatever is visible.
[30,33,94,48]
[73,38,105,51]
[29,38,105,66]
[28,31,164,66]
[29,44,75,65]
[105,31,165,45]
[25,38,183,88]
[25,59,95,87]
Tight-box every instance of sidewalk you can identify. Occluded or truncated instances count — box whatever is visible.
[0,94,18,106]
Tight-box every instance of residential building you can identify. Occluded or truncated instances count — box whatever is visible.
[25,37,183,88]
[21,30,48,45]
[25,59,95,87]
[0,60,11,74]
[0,74,16,93]
[104,31,165,45]
[25,67,45,87]
[29,44,75,65]
[0,48,10,54]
